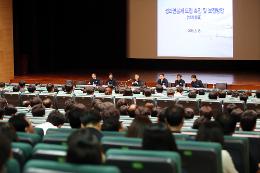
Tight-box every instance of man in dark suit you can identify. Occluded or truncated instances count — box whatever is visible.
[132,74,145,87]
[157,73,168,87]
[106,73,117,87]
[191,74,204,88]
[174,74,185,87]
[89,73,101,86]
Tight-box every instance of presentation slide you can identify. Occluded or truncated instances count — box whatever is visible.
[157,0,233,58]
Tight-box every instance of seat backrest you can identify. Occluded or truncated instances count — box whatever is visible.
[55,94,74,109]
[135,98,156,107]
[102,136,142,152]
[106,149,181,173]
[12,142,33,167]
[176,140,222,173]
[223,136,249,173]
[46,128,75,135]
[3,92,20,106]
[74,95,93,109]
[17,132,42,146]
[95,96,115,104]
[177,99,199,115]
[156,98,176,108]
[32,143,67,162]
[23,160,120,173]
[102,131,127,137]
[6,158,20,173]
[43,133,70,145]
[34,127,44,139]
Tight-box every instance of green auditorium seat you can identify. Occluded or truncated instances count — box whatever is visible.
[176,140,222,173]
[173,133,192,141]
[17,132,41,146]
[46,128,75,134]
[6,159,20,173]
[43,133,70,145]
[3,92,20,107]
[32,143,67,162]
[102,131,127,137]
[12,142,33,166]
[34,128,44,139]
[156,98,176,108]
[106,149,181,173]
[102,136,142,152]
[23,160,120,173]
[223,136,249,173]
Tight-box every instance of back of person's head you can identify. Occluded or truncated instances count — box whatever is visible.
[142,123,178,151]
[80,109,102,129]
[47,110,66,127]
[8,113,31,132]
[46,83,54,92]
[0,82,5,88]
[165,104,185,127]
[126,115,152,138]
[27,84,36,93]
[116,98,128,108]
[66,103,87,128]
[192,116,210,129]
[176,87,183,93]
[135,106,150,117]
[143,88,152,97]
[32,104,45,117]
[133,88,141,94]
[64,99,76,112]
[155,84,164,93]
[198,89,205,95]
[208,91,218,99]
[230,108,243,123]
[239,93,248,103]
[98,87,106,93]
[101,106,120,121]
[43,98,53,108]
[105,87,112,95]
[119,105,128,115]
[84,86,95,95]
[225,104,238,114]
[188,90,197,98]
[218,90,226,98]
[30,97,42,107]
[157,108,167,124]
[128,104,137,118]
[101,117,121,132]
[196,121,224,146]
[4,104,17,116]
[123,88,133,96]
[199,106,213,119]
[65,84,74,94]
[167,88,174,97]
[19,80,26,88]
[231,91,239,98]
[226,90,232,95]
[240,110,257,131]
[184,108,195,119]
[66,129,102,164]
[22,100,31,107]
[0,134,11,171]
[215,114,237,135]
[13,85,20,92]
[0,98,8,109]
[256,90,260,98]
[0,122,18,142]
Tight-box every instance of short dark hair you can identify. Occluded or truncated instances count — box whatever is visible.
[155,84,163,93]
[46,83,54,92]
[230,108,243,122]
[215,114,237,135]
[123,88,133,96]
[65,84,74,94]
[225,104,238,114]
[8,113,29,132]
[0,122,18,142]
[165,105,185,127]
[32,104,45,117]
[208,91,218,99]
[0,82,5,88]
[19,80,26,88]
[66,104,87,128]
[101,118,121,131]
[43,98,53,108]
[176,87,183,93]
[30,97,42,107]
[80,110,102,127]
[126,116,152,138]
[116,98,128,108]
[184,108,194,119]
[240,110,257,131]
[47,110,66,127]
[192,116,210,129]
[128,104,137,118]
[158,108,167,123]
[13,85,20,92]
[0,98,8,109]
[0,108,4,119]
[177,74,182,78]
[218,90,226,98]
[0,134,11,170]
[84,86,94,95]
[119,105,128,115]
[199,106,213,119]
[142,123,178,151]
[64,99,76,112]
[167,89,174,97]
[4,105,17,116]
[98,87,106,93]
[191,74,197,79]
[27,84,36,93]
[144,88,152,97]
[239,93,248,103]
[133,88,141,94]
[196,121,224,146]
[231,91,239,98]
[67,129,102,164]
[255,90,260,98]
[198,89,205,95]
[188,90,197,98]
[159,73,165,76]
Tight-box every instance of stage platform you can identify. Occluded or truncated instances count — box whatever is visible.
[10,70,260,90]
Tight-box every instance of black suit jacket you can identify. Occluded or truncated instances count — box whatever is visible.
[90,79,101,86]
[132,80,144,87]
[157,78,169,87]
[191,80,204,88]
[174,79,185,87]
[106,79,117,86]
